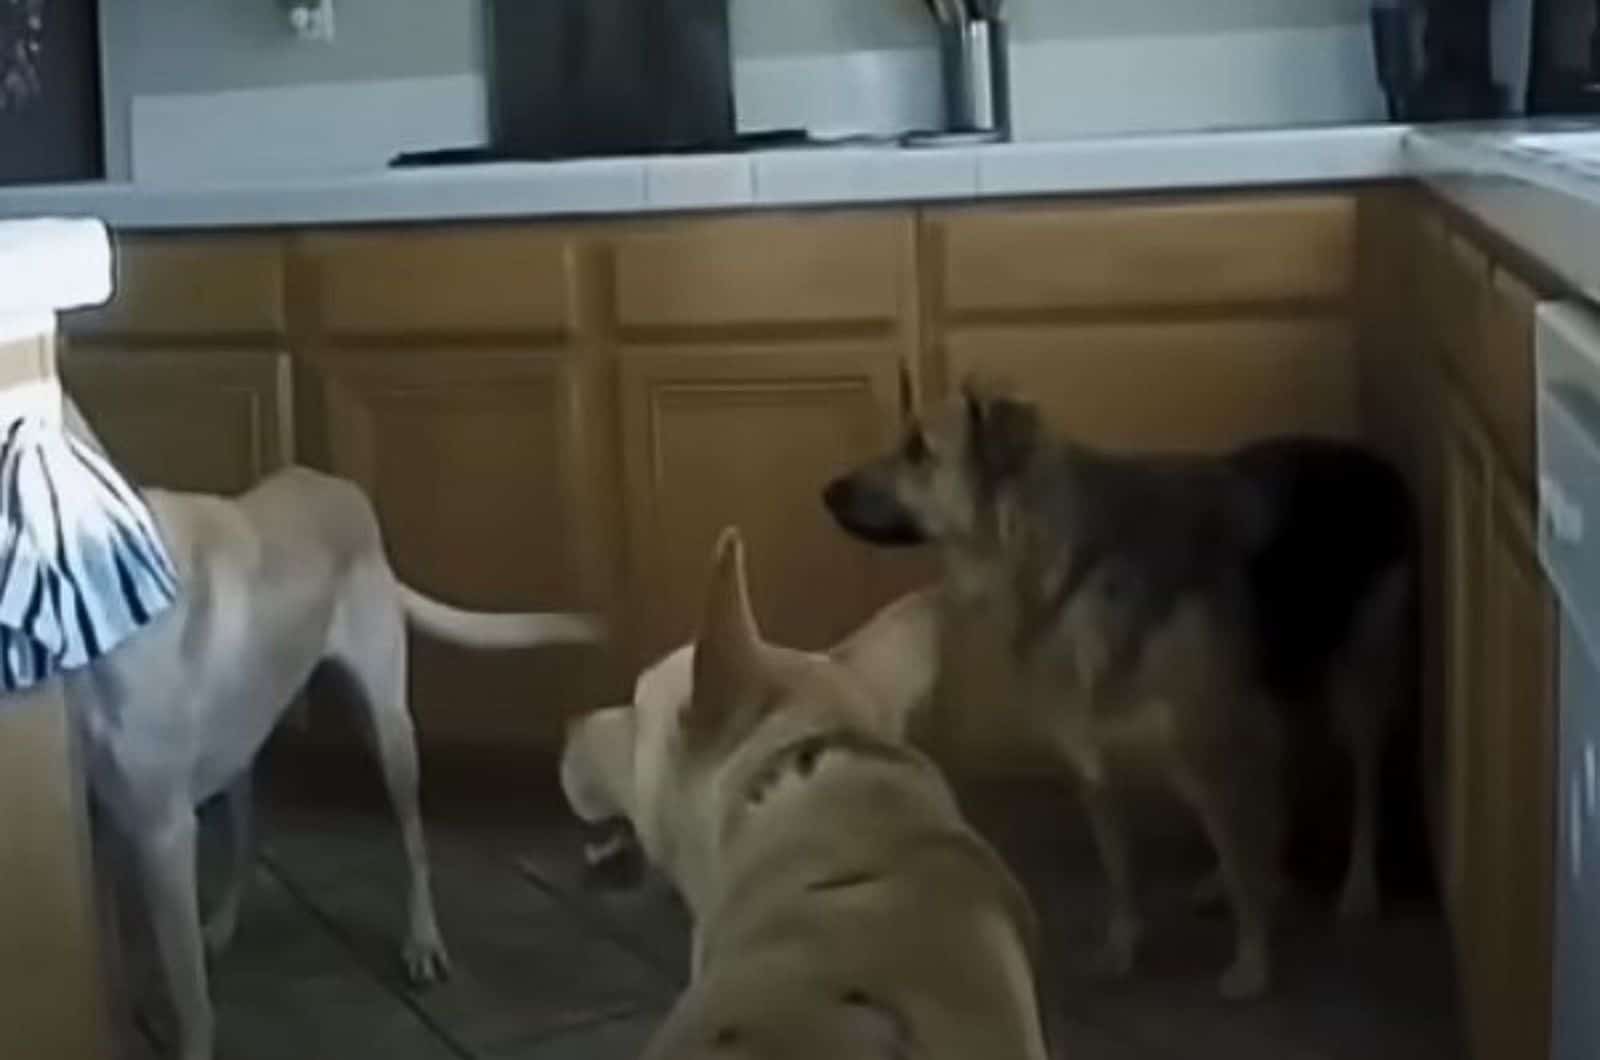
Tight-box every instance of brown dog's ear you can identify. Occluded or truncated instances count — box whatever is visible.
[963,379,1041,486]
[688,527,768,736]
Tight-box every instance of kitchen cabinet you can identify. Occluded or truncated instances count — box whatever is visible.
[58,193,1381,765]
[310,348,611,748]
[60,234,295,494]
[922,196,1362,448]
[1439,387,1555,1060]
[619,346,906,664]
[294,226,618,749]
[612,213,921,664]
[1380,197,1559,1060]
[60,346,292,495]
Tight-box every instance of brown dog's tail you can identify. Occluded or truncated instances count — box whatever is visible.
[399,585,605,650]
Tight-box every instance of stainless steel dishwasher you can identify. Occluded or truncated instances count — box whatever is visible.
[1536,300,1600,1060]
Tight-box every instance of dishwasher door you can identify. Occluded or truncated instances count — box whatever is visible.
[1536,300,1600,1060]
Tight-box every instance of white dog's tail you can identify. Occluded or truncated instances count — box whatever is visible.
[399,585,604,651]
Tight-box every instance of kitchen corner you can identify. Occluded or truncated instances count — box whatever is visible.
[1406,123,1600,302]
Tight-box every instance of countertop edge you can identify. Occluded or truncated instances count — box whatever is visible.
[0,125,1408,232]
[1406,128,1600,305]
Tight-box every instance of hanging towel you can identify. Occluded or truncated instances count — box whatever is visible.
[0,416,179,693]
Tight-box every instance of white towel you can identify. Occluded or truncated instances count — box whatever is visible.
[0,416,179,693]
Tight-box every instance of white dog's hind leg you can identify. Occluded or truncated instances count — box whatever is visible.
[203,775,254,957]
[134,811,213,1060]
[341,602,450,985]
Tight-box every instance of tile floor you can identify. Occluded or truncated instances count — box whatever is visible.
[120,771,1464,1060]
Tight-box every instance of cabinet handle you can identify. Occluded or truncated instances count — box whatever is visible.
[1542,475,1586,544]
[897,361,913,421]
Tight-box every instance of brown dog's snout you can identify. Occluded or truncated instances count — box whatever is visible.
[822,476,859,518]
[823,473,928,547]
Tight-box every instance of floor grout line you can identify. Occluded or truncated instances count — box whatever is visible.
[509,854,685,988]
[259,853,477,1060]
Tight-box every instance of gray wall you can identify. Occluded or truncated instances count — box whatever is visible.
[100,0,1372,179]
[728,0,1366,57]
[126,0,482,94]
[117,0,1368,91]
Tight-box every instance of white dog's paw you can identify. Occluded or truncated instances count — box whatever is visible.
[1217,947,1270,1002]
[202,907,239,958]
[404,936,452,986]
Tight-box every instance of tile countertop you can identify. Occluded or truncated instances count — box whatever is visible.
[0,125,1407,232]
[1406,120,1600,304]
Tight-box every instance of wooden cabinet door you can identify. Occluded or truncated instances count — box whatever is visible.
[1441,392,1490,997]
[619,346,913,665]
[1443,385,1558,1060]
[1480,486,1556,1060]
[312,349,614,750]
[59,346,293,494]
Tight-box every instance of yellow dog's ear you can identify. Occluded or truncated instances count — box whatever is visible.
[687,527,768,737]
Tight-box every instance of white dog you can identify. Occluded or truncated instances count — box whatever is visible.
[63,402,601,1060]
[561,530,1051,1059]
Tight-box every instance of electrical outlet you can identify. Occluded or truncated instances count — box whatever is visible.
[286,0,335,43]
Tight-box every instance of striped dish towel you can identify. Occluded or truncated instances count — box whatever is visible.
[0,416,179,693]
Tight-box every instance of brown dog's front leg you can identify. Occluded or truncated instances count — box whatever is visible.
[1079,781,1144,979]
[1177,771,1279,1001]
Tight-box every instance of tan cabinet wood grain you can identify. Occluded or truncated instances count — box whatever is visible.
[296,227,577,340]
[0,685,109,1060]
[1481,485,1555,1060]
[943,317,1359,451]
[313,348,612,748]
[1482,265,1541,485]
[613,213,912,332]
[619,346,909,664]
[1431,267,1557,1060]
[930,194,1356,317]
[67,234,286,339]
[1441,391,1492,1058]
[61,346,294,494]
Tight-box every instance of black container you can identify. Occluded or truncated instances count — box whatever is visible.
[486,0,735,160]
[0,0,103,185]
[1529,0,1600,114]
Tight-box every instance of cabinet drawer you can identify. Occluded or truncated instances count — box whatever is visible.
[933,194,1356,316]
[67,235,285,337]
[943,317,1358,451]
[61,346,293,495]
[1436,228,1490,379]
[613,214,909,330]
[299,228,575,338]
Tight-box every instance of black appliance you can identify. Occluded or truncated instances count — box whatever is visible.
[0,0,103,185]
[1370,0,1505,122]
[1529,0,1600,114]
[484,0,735,161]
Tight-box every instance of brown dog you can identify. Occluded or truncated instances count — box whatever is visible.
[561,530,1051,1058]
[823,382,1416,999]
